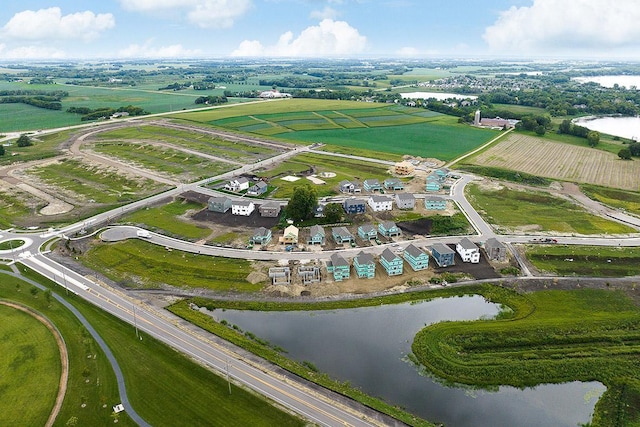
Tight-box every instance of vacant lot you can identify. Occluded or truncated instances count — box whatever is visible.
[525,245,640,277]
[469,133,640,191]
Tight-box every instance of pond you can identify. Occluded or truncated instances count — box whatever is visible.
[208,295,604,427]
[573,75,640,89]
[573,115,640,141]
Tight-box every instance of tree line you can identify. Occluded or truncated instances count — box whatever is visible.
[66,105,148,121]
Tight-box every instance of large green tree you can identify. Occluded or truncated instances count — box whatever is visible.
[16,134,32,147]
[0,145,5,156]
[323,203,343,223]
[286,185,317,222]
[618,148,632,160]
[587,131,600,147]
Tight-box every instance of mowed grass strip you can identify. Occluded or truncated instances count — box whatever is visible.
[0,304,60,427]
[121,200,210,241]
[466,184,636,234]
[81,239,261,291]
[526,245,640,277]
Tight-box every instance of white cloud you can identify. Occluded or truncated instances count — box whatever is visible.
[483,0,640,55]
[231,19,366,57]
[1,45,67,60]
[396,47,420,57]
[119,0,251,28]
[310,7,338,20]
[2,7,114,42]
[118,42,201,58]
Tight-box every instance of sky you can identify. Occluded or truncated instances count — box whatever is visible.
[1,0,640,60]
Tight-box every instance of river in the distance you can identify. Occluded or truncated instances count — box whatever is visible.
[207,296,604,427]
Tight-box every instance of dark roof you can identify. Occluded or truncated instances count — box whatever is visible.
[380,221,397,230]
[431,243,455,254]
[332,226,352,238]
[330,253,349,267]
[380,248,399,262]
[253,227,270,237]
[458,237,478,250]
[310,225,325,236]
[404,244,425,258]
[359,224,376,233]
[370,195,392,203]
[396,193,415,201]
[355,251,375,265]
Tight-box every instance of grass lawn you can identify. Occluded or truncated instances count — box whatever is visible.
[581,184,640,216]
[0,304,59,426]
[526,245,640,277]
[120,200,211,241]
[0,129,71,167]
[466,184,636,234]
[0,239,25,250]
[412,287,640,425]
[0,190,39,229]
[316,145,404,162]
[80,239,262,291]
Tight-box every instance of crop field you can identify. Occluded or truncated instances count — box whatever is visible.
[27,158,167,205]
[94,124,279,162]
[468,133,640,191]
[90,141,233,182]
[258,152,392,198]
[80,239,262,292]
[466,184,635,234]
[580,184,640,216]
[525,245,640,277]
[0,304,60,426]
[121,200,210,241]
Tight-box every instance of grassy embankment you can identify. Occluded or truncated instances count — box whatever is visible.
[80,239,262,292]
[526,245,640,277]
[466,184,636,234]
[412,288,640,427]
[0,304,60,426]
[581,184,640,217]
[120,200,211,241]
[10,267,303,427]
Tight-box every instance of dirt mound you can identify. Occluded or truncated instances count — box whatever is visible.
[397,218,432,235]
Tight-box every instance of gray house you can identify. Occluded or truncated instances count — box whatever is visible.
[251,227,272,245]
[332,226,354,244]
[247,181,268,196]
[307,225,326,245]
[208,196,232,213]
[395,193,415,210]
[485,238,507,261]
[259,202,281,217]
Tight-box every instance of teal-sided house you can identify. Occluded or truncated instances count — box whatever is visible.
[251,227,272,245]
[425,195,447,210]
[426,173,441,192]
[357,223,377,240]
[378,220,401,238]
[403,243,429,271]
[435,168,449,179]
[383,177,404,191]
[327,253,350,281]
[353,252,376,279]
[363,178,382,192]
[380,248,403,276]
[307,225,326,245]
[332,226,354,244]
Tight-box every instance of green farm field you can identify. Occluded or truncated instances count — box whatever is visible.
[0,304,60,427]
[466,184,636,234]
[121,200,211,241]
[526,245,640,277]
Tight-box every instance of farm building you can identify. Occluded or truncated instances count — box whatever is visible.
[247,181,268,196]
[344,198,366,214]
[225,177,250,192]
[353,252,376,279]
[307,225,325,245]
[268,267,290,285]
[378,221,401,237]
[298,266,321,285]
[327,253,350,281]
[208,196,232,213]
[395,193,415,210]
[357,224,378,240]
[474,110,518,129]
[368,195,393,212]
[430,243,456,267]
[259,202,281,217]
[394,161,415,175]
[425,196,447,210]
[259,89,292,98]
[251,227,272,245]
[485,238,507,261]
[384,178,404,191]
[363,179,382,192]
[332,227,354,244]
[456,237,480,263]
[404,244,429,271]
[380,248,403,276]
[231,200,255,216]
[280,225,299,244]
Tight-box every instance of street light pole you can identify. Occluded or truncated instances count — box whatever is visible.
[226,358,232,395]
[133,304,139,338]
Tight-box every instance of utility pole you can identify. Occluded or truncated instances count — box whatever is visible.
[226,358,232,395]
[133,304,139,338]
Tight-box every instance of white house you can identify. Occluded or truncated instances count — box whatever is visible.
[456,237,480,263]
[231,200,255,216]
[368,195,393,212]
[224,177,250,192]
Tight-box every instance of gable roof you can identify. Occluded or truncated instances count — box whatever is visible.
[332,226,352,237]
[233,200,253,207]
[381,248,399,262]
[208,196,230,204]
[253,227,270,237]
[380,220,397,230]
[309,224,325,236]
[396,193,415,201]
[486,237,505,249]
[458,237,478,250]
[431,242,455,254]
[355,251,375,265]
[404,243,425,258]
[369,195,393,203]
[330,253,349,267]
[344,198,366,207]
[358,223,376,233]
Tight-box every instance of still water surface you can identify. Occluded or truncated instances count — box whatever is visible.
[574,115,640,141]
[209,296,604,427]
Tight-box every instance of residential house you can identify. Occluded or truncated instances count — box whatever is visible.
[426,173,442,192]
[430,243,456,267]
[307,225,325,245]
[363,178,382,192]
[207,196,232,213]
[339,180,361,193]
[298,266,321,285]
[383,178,404,191]
[268,267,290,285]
[327,253,350,281]
[313,204,325,218]
[259,202,281,218]
[425,196,447,210]
[343,198,366,214]
[353,252,376,279]
[456,237,480,263]
[251,227,272,245]
[368,195,393,212]
[280,225,299,244]
[379,248,403,276]
[378,221,401,238]
[224,177,250,192]
[485,238,507,262]
[231,200,255,216]
[403,244,429,271]
[395,193,415,210]
[394,161,415,175]
[247,181,268,196]
[357,223,378,240]
[435,168,449,179]
[332,226,354,244]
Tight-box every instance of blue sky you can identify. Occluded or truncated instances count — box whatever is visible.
[1,0,639,60]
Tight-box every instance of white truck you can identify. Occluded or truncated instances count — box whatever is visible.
[136,229,151,238]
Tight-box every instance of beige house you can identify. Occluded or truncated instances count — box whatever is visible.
[394,161,415,175]
[280,225,299,244]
